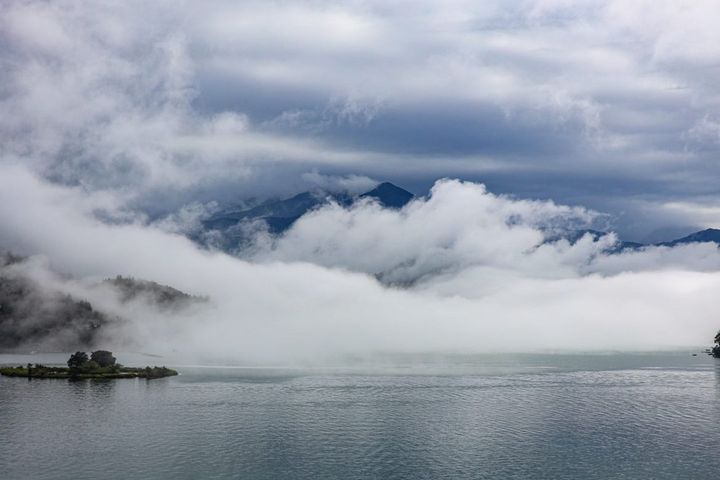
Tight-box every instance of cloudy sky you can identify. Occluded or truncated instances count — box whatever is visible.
[2,1,720,360]
[3,0,720,241]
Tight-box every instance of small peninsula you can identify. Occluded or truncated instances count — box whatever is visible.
[0,350,178,379]
[713,331,720,358]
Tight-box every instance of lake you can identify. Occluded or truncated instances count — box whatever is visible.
[1,352,719,479]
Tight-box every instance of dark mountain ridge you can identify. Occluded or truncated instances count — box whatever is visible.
[204,191,350,232]
[549,227,720,252]
[202,182,415,245]
[656,228,720,247]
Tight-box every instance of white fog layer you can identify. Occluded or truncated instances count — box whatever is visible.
[2,1,720,363]
[1,167,718,363]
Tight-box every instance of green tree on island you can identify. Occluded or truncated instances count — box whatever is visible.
[713,331,720,358]
[67,351,89,369]
[66,350,117,374]
[90,350,116,368]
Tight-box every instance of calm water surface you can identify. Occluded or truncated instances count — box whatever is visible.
[1,352,719,479]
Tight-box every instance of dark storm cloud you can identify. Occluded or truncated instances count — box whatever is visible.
[264,100,585,157]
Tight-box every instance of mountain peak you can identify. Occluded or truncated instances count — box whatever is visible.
[360,182,414,208]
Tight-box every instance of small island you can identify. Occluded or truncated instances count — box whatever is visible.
[0,350,178,379]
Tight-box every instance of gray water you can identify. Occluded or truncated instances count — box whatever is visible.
[1,352,719,479]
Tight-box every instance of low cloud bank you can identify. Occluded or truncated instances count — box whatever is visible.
[247,179,603,285]
[1,167,719,363]
[248,179,720,290]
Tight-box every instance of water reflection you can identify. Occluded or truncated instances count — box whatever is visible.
[68,377,118,399]
[713,359,720,387]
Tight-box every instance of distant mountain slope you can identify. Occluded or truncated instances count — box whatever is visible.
[203,182,414,238]
[0,270,110,351]
[204,191,347,232]
[103,276,206,310]
[0,255,205,352]
[657,228,720,247]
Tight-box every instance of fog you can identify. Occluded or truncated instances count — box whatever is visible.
[1,166,718,364]
[2,0,720,364]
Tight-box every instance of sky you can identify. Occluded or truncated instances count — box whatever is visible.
[1,0,720,361]
[2,0,720,241]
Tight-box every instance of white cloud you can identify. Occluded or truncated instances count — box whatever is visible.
[250,179,601,284]
[2,166,719,364]
[246,177,720,287]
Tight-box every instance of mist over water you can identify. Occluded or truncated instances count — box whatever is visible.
[2,0,720,364]
[1,168,719,365]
